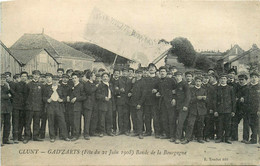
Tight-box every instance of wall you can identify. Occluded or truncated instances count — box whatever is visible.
[1,44,21,74]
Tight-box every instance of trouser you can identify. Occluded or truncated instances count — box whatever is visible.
[248,113,258,142]
[231,111,249,141]
[144,105,160,134]
[130,106,143,135]
[217,113,231,141]
[112,108,118,132]
[39,109,47,138]
[46,102,68,139]
[83,109,92,137]
[117,105,129,133]
[258,113,260,143]
[2,113,11,143]
[161,102,176,138]
[99,101,112,134]
[73,111,82,139]
[185,114,205,140]
[24,110,41,140]
[90,106,100,135]
[204,113,218,139]
[66,105,74,137]
[176,109,188,140]
[12,109,26,140]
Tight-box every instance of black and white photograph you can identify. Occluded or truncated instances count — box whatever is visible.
[0,0,260,165]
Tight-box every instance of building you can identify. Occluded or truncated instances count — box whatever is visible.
[0,41,22,75]
[10,48,59,74]
[10,33,95,71]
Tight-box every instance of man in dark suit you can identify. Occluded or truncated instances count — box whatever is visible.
[214,74,236,144]
[174,71,191,144]
[1,74,13,144]
[68,72,86,141]
[128,69,145,139]
[247,71,260,144]
[182,76,207,144]
[157,66,178,141]
[43,74,70,142]
[11,72,28,143]
[96,72,114,137]
[83,71,98,140]
[23,70,44,144]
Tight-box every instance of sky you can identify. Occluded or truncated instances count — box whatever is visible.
[1,0,260,53]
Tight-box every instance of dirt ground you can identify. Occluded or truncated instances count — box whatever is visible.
[1,123,260,166]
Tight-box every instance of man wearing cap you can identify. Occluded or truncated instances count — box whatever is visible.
[68,72,86,141]
[231,73,250,143]
[204,73,219,141]
[13,74,21,83]
[1,74,13,144]
[66,69,74,87]
[214,74,235,144]
[39,74,46,85]
[185,71,195,88]
[60,74,73,137]
[115,68,132,136]
[96,72,114,137]
[247,71,260,144]
[23,70,44,143]
[11,72,29,143]
[83,71,98,140]
[128,69,145,139]
[156,66,178,141]
[174,71,191,143]
[142,63,160,137]
[43,75,70,142]
[57,68,65,82]
[182,76,207,144]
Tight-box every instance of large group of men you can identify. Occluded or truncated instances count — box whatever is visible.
[1,63,260,146]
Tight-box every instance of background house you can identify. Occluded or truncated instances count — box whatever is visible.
[1,41,22,75]
[10,33,95,72]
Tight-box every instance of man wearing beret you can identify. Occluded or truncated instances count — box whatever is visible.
[182,76,206,144]
[214,74,236,144]
[246,71,260,144]
[231,74,250,143]
[23,70,44,143]
[156,66,178,141]
[43,75,70,142]
[68,73,86,141]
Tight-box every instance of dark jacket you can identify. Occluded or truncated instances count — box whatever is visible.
[157,77,177,109]
[83,81,98,111]
[1,85,13,113]
[114,76,132,106]
[235,84,249,113]
[216,85,236,113]
[128,78,145,107]
[189,86,207,116]
[174,80,191,110]
[248,83,260,114]
[142,76,160,106]
[96,81,114,112]
[68,82,86,112]
[207,83,218,112]
[25,80,44,111]
[12,81,28,110]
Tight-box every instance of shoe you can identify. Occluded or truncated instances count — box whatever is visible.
[246,140,257,144]
[3,140,13,144]
[181,140,189,144]
[116,132,124,136]
[198,139,205,144]
[139,134,143,139]
[175,139,181,144]
[241,140,247,143]
[155,134,160,139]
[205,138,210,142]
[93,133,100,137]
[64,138,70,141]
[215,139,221,143]
[231,138,238,141]
[143,132,151,136]
[169,138,175,142]
[99,133,104,137]
[23,139,29,144]
[70,137,78,141]
[124,132,130,136]
[131,133,139,137]
[18,138,24,141]
[13,140,19,144]
[39,135,45,139]
[160,134,169,139]
[84,136,90,140]
[33,138,43,142]
[50,139,55,143]
[225,140,232,144]
[108,132,115,137]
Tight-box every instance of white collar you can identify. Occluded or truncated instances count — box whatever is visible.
[251,82,258,86]
[149,73,156,78]
[220,84,227,87]
[74,82,79,87]
[103,81,109,86]
[46,82,52,85]
[195,86,201,89]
